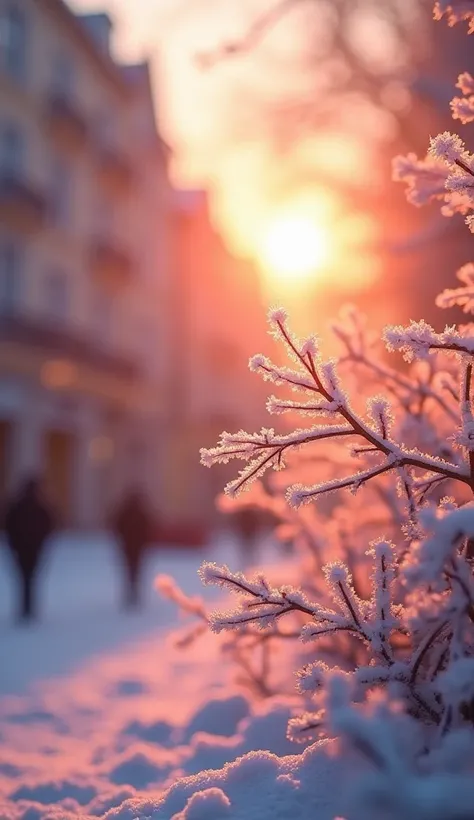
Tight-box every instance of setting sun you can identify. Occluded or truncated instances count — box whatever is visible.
[260,214,329,285]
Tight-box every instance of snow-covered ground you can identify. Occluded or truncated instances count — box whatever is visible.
[0,532,230,697]
[0,532,313,820]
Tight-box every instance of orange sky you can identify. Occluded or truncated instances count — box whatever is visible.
[72,3,354,250]
[70,0,390,318]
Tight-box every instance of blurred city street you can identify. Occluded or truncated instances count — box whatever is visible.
[2,0,474,818]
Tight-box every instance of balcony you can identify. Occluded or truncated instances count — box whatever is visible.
[89,237,133,287]
[0,175,46,232]
[96,144,134,194]
[45,92,88,151]
[0,315,139,382]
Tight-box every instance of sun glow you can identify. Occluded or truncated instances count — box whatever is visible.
[260,212,329,286]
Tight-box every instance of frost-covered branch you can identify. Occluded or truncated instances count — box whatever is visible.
[437,263,474,312]
[201,423,355,497]
[395,131,474,231]
[202,309,470,504]
[200,547,401,669]
[384,320,474,361]
[333,308,458,423]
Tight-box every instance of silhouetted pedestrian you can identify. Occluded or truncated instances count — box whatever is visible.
[111,490,154,609]
[3,477,54,622]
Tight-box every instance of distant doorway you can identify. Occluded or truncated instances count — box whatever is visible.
[44,430,75,526]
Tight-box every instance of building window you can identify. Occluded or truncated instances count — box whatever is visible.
[0,240,22,315]
[1,5,27,82]
[44,268,70,322]
[0,124,24,178]
[49,158,73,227]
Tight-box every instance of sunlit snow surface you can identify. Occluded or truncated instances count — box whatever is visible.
[0,533,342,820]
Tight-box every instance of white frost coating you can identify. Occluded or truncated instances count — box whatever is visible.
[404,502,474,587]
[434,1,474,31]
[392,152,450,206]
[300,336,319,358]
[437,657,474,704]
[428,131,467,163]
[267,306,288,325]
[384,320,474,361]
[437,263,474,312]
[456,72,474,95]
[367,396,394,437]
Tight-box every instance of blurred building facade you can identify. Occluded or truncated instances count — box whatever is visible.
[0,0,173,527]
[165,190,269,529]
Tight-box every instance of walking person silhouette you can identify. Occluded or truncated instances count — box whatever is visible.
[111,489,154,609]
[3,476,55,622]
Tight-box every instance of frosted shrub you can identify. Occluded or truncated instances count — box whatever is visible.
[153,5,474,819]
[156,290,474,818]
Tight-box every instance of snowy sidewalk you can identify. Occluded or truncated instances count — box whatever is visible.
[0,531,245,696]
[0,533,301,820]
